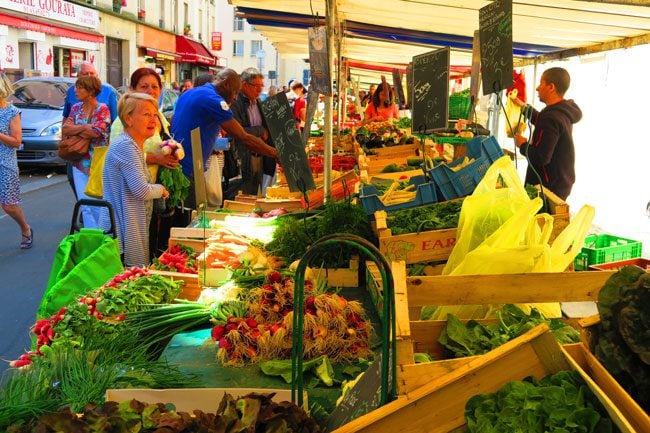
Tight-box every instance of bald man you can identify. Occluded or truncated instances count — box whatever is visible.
[171,68,277,208]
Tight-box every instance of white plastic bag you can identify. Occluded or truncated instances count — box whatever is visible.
[205,153,222,207]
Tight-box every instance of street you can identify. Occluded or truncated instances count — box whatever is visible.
[0,166,74,376]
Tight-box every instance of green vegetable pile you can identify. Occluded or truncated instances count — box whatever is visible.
[465,370,616,432]
[7,392,321,433]
[439,304,581,358]
[265,200,375,267]
[394,117,412,129]
[158,166,190,208]
[386,199,463,235]
[0,332,196,429]
[595,266,650,411]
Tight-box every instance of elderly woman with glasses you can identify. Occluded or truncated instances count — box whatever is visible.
[99,93,169,267]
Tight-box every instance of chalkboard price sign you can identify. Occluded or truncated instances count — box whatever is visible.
[324,350,393,432]
[411,47,450,134]
[259,92,315,192]
[479,0,513,95]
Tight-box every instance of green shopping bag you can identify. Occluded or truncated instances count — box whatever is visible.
[37,227,124,319]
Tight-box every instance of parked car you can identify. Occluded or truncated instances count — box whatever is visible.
[10,77,75,166]
[116,86,178,124]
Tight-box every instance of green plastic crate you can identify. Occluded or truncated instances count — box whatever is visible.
[574,234,643,271]
[433,135,471,145]
[449,94,471,120]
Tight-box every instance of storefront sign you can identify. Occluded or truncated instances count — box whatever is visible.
[0,0,99,29]
[211,32,221,51]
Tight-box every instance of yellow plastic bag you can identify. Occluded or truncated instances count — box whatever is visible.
[84,146,108,199]
[504,89,527,138]
[444,155,595,275]
[443,155,530,275]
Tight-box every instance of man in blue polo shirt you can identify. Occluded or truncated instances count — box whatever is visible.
[171,68,277,209]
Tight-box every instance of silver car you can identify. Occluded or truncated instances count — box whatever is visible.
[9,77,75,166]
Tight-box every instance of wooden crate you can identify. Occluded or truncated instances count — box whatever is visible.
[373,210,457,264]
[148,237,204,301]
[563,343,650,433]
[332,323,635,433]
[366,262,616,395]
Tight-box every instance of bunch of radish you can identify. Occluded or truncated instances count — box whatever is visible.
[8,306,67,368]
[213,270,374,366]
[103,266,149,288]
[152,244,198,274]
[159,138,185,160]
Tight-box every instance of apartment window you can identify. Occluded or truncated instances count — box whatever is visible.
[233,40,244,57]
[233,16,244,31]
[250,40,263,58]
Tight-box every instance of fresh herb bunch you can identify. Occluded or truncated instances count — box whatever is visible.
[265,200,375,267]
[386,199,463,234]
[158,166,190,208]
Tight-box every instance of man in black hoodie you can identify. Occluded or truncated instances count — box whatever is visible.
[514,67,582,200]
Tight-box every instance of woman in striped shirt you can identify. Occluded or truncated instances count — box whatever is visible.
[100,93,169,266]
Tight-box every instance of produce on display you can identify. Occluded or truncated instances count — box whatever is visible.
[151,244,198,274]
[6,392,321,433]
[265,199,375,267]
[0,331,196,430]
[437,304,581,359]
[13,268,182,367]
[595,265,650,411]
[385,198,462,234]
[212,271,374,366]
[464,371,615,432]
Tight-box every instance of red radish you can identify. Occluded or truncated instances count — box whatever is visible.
[9,359,31,368]
[211,325,225,341]
[267,270,282,284]
[218,337,232,351]
[245,318,257,328]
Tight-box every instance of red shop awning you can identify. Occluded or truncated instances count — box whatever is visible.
[175,36,216,66]
[0,11,104,44]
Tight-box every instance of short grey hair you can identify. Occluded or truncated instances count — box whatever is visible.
[241,67,263,84]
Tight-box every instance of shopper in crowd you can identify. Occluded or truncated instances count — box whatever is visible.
[231,68,276,196]
[62,75,111,228]
[180,79,193,93]
[110,68,179,182]
[63,62,118,201]
[363,77,399,123]
[171,68,277,208]
[194,73,216,88]
[291,81,307,132]
[513,67,582,200]
[109,67,180,259]
[267,85,279,97]
[100,93,169,267]
[0,73,33,249]
[171,81,180,93]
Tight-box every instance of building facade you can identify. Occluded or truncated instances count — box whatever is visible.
[0,0,305,90]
